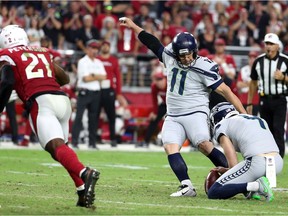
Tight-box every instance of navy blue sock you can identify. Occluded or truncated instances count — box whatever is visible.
[207,148,228,168]
[168,153,189,182]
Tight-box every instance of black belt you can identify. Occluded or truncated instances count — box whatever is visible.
[78,88,99,92]
[260,94,286,99]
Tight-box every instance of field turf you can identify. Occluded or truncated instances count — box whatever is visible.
[0,147,287,215]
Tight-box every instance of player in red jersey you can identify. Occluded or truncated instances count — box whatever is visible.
[20,36,62,147]
[96,41,127,147]
[0,25,99,208]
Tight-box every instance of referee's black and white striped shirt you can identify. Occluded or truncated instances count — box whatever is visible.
[250,52,288,96]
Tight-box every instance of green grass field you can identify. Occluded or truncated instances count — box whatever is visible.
[0,148,287,215]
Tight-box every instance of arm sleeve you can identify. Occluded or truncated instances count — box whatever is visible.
[250,60,258,80]
[138,31,164,62]
[0,65,15,112]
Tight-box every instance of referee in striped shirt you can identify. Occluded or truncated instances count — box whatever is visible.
[247,33,288,158]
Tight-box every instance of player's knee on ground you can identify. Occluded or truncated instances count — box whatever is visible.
[207,182,222,199]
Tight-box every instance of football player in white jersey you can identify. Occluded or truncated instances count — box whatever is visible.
[209,102,283,202]
[119,17,246,197]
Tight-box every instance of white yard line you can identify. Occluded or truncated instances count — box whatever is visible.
[0,192,287,214]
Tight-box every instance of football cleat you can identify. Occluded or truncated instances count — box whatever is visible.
[76,190,88,207]
[245,191,261,200]
[80,167,100,208]
[170,185,197,197]
[256,176,274,202]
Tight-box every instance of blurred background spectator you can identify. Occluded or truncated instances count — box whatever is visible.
[76,14,100,52]
[236,50,260,116]
[208,38,238,109]
[26,15,45,47]
[39,1,62,49]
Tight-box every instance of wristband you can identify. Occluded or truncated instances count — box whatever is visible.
[246,104,253,106]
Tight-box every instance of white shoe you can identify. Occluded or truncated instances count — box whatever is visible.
[170,185,197,197]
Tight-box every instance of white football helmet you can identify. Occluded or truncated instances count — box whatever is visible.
[0,25,29,48]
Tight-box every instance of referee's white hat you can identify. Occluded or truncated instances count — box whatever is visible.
[264,33,280,45]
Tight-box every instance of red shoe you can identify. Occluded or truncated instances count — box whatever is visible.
[19,139,29,147]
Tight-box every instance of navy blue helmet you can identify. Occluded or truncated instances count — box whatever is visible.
[172,32,198,59]
[210,102,239,127]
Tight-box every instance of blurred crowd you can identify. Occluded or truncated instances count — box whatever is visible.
[1,0,288,147]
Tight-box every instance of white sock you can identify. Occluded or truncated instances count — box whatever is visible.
[247,182,260,191]
[181,179,193,188]
[77,184,85,191]
[79,168,86,178]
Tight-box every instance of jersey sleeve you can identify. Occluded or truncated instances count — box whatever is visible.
[214,121,228,142]
[195,57,223,89]
[250,60,258,81]
[0,55,16,66]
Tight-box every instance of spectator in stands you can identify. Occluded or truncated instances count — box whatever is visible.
[211,1,228,25]
[0,5,24,28]
[266,7,284,36]
[134,4,151,27]
[26,16,45,47]
[197,20,216,54]
[39,2,62,49]
[80,0,99,15]
[208,38,238,109]
[167,15,187,39]
[117,6,137,86]
[191,1,213,34]
[179,6,193,33]
[23,3,37,30]
[161,34,172,46]
[96,41,128,147]
[159,11,172,40]
[137,62,167,148]
[230,8,256,47]
[94,2,118,32]
[71,40,106,149]
[236,51,259,116]
[226,0,244,26]
[214,13,230,43]
[248,1,270,45]
[109,1,132,18]
[62,1,83,50]
[100,16,118,55]
[76,14,100,52]
[193,13,212,38]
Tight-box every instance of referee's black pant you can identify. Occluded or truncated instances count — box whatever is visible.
[260,95,287,158]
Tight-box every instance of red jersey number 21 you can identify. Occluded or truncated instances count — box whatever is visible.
[21,53,52,79]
